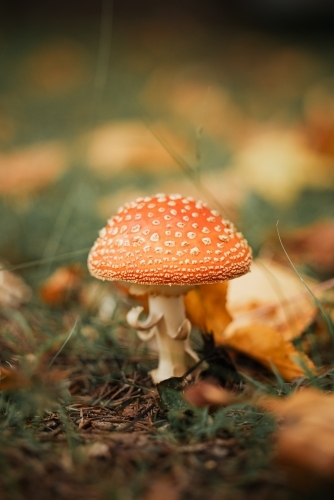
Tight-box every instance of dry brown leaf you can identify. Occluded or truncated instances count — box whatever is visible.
[226,259,317,341]
[39,265,83,306]
[184,381,237,410]
[0,265,31,308]
[0,141,68,195]
[223,323,315,381]
[0,366,28,391]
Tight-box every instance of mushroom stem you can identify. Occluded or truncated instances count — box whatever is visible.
[127,294,199,383]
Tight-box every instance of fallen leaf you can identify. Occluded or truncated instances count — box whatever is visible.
[184,283,232,338]
[0,264,31,308]
[185,380,237,410]
[84,121,188,177]
[0,366,28,391]
[223,323,315,381]
[232,125,334,204]
[39,265,83,306]
[184,280,315,381]
[260,389,334,484]
[226,259,317,341]
[0,141,68,195]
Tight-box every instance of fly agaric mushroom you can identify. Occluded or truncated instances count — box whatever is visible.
[88,193,252,383]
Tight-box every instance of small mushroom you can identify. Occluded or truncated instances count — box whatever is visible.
[88,193,252,383]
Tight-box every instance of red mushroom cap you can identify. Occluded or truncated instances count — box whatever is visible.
[88,194,252,286]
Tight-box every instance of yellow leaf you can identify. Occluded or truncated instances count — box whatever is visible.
[226,259,317,342]
[184,282,314,381]
[223,323,315,381]
[184,283,232,338]
[234,126,334,204]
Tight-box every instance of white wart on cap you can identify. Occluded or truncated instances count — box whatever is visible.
[88,193,252,286]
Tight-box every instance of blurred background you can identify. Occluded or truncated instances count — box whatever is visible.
[1,0,334,286]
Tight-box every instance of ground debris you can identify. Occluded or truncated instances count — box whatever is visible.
[0,264,31,308]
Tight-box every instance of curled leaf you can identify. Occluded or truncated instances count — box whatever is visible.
[184,279,315,381]
[223,323,315,381]
[226,259,317,342]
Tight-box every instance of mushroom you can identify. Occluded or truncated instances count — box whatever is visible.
[88,193,252,383]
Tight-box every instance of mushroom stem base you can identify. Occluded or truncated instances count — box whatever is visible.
[148,294,198,383]
[127,294,199,383]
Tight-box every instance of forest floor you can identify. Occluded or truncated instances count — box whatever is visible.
[1,3,334,499]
